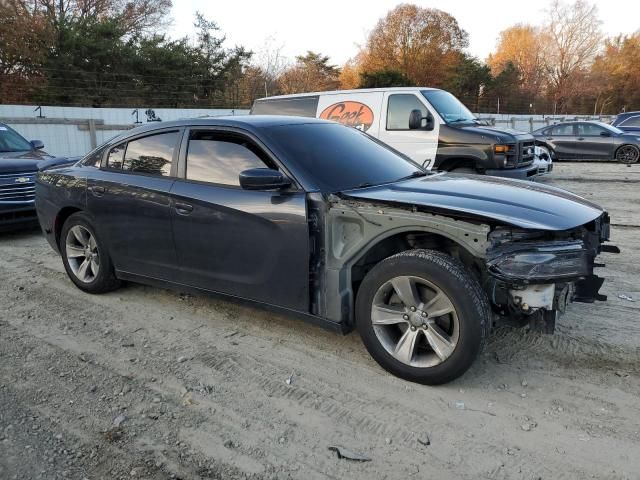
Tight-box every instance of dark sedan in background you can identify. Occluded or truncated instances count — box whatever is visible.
[532,121,640,163]
[611,111,640,133]
[0,122,77,231]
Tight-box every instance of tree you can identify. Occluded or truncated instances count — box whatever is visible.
[444,54,491,111]
[590,33,640,114]
[487,24,545,99]
[358,69,412,88]
[278,51,340,94]
[483,61,525,114]
[356,3,468,87]
[543,0,602,110]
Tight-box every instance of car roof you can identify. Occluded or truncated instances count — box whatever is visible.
[108,115,333,143]
[254,87,441,101]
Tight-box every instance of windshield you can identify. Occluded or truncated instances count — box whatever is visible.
[0,125,33,152]
[598,122,624,135]
[422,90,475,123]
[264,123,423,192]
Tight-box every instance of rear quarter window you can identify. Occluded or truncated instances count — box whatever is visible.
[251,96,319,117]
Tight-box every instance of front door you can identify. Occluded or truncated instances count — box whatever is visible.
[87,129,181,279]
[575,123,615,160]
[170,128,309,312]
[377,92,440,169]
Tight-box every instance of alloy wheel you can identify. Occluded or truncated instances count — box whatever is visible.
[616,145,639,164]
[370,275,459,368]
[65,225,100,283]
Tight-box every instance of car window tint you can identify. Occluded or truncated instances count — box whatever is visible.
[107,144,125,169]
[621,116,640,127]
[251,96,319,117]
[551,124,574,136]
[186,132,269,186]
[387,94,428,130]
[577,123,606,136]
[122,132,177,176]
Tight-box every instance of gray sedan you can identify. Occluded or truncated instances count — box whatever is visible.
[532,121,640,163]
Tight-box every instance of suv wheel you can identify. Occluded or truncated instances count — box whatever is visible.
[355,249,491,385]
[60,212,121,293]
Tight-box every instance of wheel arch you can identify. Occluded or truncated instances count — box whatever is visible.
[54,206,83,249]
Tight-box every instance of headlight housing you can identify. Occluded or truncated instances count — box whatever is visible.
[487,241,590,282]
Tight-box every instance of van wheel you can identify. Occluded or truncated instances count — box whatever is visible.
[355,249,491,385]
[60,212,121,293]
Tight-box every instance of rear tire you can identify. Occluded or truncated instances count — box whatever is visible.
[60,212,121,294]
[355,249,491,385]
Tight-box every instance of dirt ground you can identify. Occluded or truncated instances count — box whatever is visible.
[1,163,639,480]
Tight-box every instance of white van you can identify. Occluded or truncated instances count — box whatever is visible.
[252,87,543,179]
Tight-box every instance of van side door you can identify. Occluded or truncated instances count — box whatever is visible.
[377,92,440,169]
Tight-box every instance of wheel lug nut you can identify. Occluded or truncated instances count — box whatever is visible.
[403,314,409,320]
[410,326,416,331]
[421,311,427,317]
[423,324,428,329]
[410,306,416,312]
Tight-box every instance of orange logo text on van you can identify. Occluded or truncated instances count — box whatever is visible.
[320,101,374,132]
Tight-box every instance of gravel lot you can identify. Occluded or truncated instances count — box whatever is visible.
[1,163,639,480]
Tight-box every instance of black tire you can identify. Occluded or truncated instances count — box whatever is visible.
[60,212,121,294]
[355,249,491,385]
[615,144,639,164]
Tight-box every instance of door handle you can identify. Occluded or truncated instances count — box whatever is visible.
[577,137,585,141]
[175,202,193,215]
[88,185,105,196]
[546,137,553,140]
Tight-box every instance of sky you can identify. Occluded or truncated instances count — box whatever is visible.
[168,0,640,66]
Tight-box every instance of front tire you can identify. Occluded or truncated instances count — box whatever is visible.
[60,212,121,293]
[355,249,491,385]
[615,145,639,164]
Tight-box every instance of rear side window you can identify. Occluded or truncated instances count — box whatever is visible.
[123,132,178,176]
[551,124,574,136]
[251,96,319,117]
[186,131,270,187]
[387,94,428,130]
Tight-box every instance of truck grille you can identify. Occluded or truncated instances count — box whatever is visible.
[518,141,535,166]
[0,172,37,203]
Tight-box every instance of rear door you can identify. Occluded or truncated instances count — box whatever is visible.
[376,92,440,168]
[87,129,181,279]
[170,127,309,311]
[575,123,615,160]
[315,91,384,137]
[546,124,578,160]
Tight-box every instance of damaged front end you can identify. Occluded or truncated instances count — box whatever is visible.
[485,213,619,332]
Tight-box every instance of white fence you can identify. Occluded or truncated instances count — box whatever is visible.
[0,105,249,158]
[0,104,615,158]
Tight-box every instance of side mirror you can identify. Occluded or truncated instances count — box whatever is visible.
[30,140,45,150]
[239,168,292,190]
[599,131,611,137]
[408,109,435,131]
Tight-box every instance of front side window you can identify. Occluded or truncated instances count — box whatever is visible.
[186,131,270,187]
[387,94,428,130]
[551,124,574,136]
[122,131,178,176]
[0,124,33,152]
[577,123,607,136]
[107,144,125,169]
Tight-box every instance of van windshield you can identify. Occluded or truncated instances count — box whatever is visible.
[422,90,476,124]
[263,123,424,192]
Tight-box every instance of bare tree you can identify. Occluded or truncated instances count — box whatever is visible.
[542,0,602,109]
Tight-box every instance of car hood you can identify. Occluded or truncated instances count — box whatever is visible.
[341,173,604,231]
[0,150,73,174]
[457,124,533,142]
